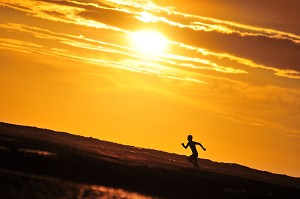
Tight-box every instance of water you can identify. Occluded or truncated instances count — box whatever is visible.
[0,169,157,199]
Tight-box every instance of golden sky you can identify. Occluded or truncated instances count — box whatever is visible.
[1,0,300,177]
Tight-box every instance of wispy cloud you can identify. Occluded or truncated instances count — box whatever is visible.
[1,0,299,79]
[173,41,300,79]
[1,0,299,96]
[96,0,300,44]
[0,21,244,84]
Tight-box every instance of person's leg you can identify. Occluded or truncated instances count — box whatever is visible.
[187,155,194,164]
[194,158,200,168]
[193,154,200,168]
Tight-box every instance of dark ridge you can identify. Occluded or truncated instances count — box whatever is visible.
[1,121,300,198]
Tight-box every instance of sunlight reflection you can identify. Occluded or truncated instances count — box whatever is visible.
[89,185,156,199]
[19,148,57,156]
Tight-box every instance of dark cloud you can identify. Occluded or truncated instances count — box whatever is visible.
[77,9,139,31]
[145,17,300,72]
[154,0,300,35]
[43,10,66,18]
[38,0,114,10]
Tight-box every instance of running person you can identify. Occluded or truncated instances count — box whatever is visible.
[182,135,206,168]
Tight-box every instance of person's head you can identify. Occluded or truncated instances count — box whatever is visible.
[187,135,193,141]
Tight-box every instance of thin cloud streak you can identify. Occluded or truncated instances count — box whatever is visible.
[0,0,127,33]
[174,42,300,79]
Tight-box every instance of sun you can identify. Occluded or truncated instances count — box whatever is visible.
[131,30,168,55]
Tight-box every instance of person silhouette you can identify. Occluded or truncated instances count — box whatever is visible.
[182,135,206,168]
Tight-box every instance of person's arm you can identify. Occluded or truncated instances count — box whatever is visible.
[182,142,188,149]
[195,142,206,151]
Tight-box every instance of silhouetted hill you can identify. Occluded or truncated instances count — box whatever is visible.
[1,121,300,198]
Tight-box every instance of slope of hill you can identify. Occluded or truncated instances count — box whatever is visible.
[1,122,300,198]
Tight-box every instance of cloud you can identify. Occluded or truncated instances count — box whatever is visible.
[82,1,300,76]
[1,0,300,82]
[173,41,300,79]
[0,21,246,85]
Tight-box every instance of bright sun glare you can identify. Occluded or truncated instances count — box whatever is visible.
[131,30,168,55]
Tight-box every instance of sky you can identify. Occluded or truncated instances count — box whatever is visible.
[0,0,300,177]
